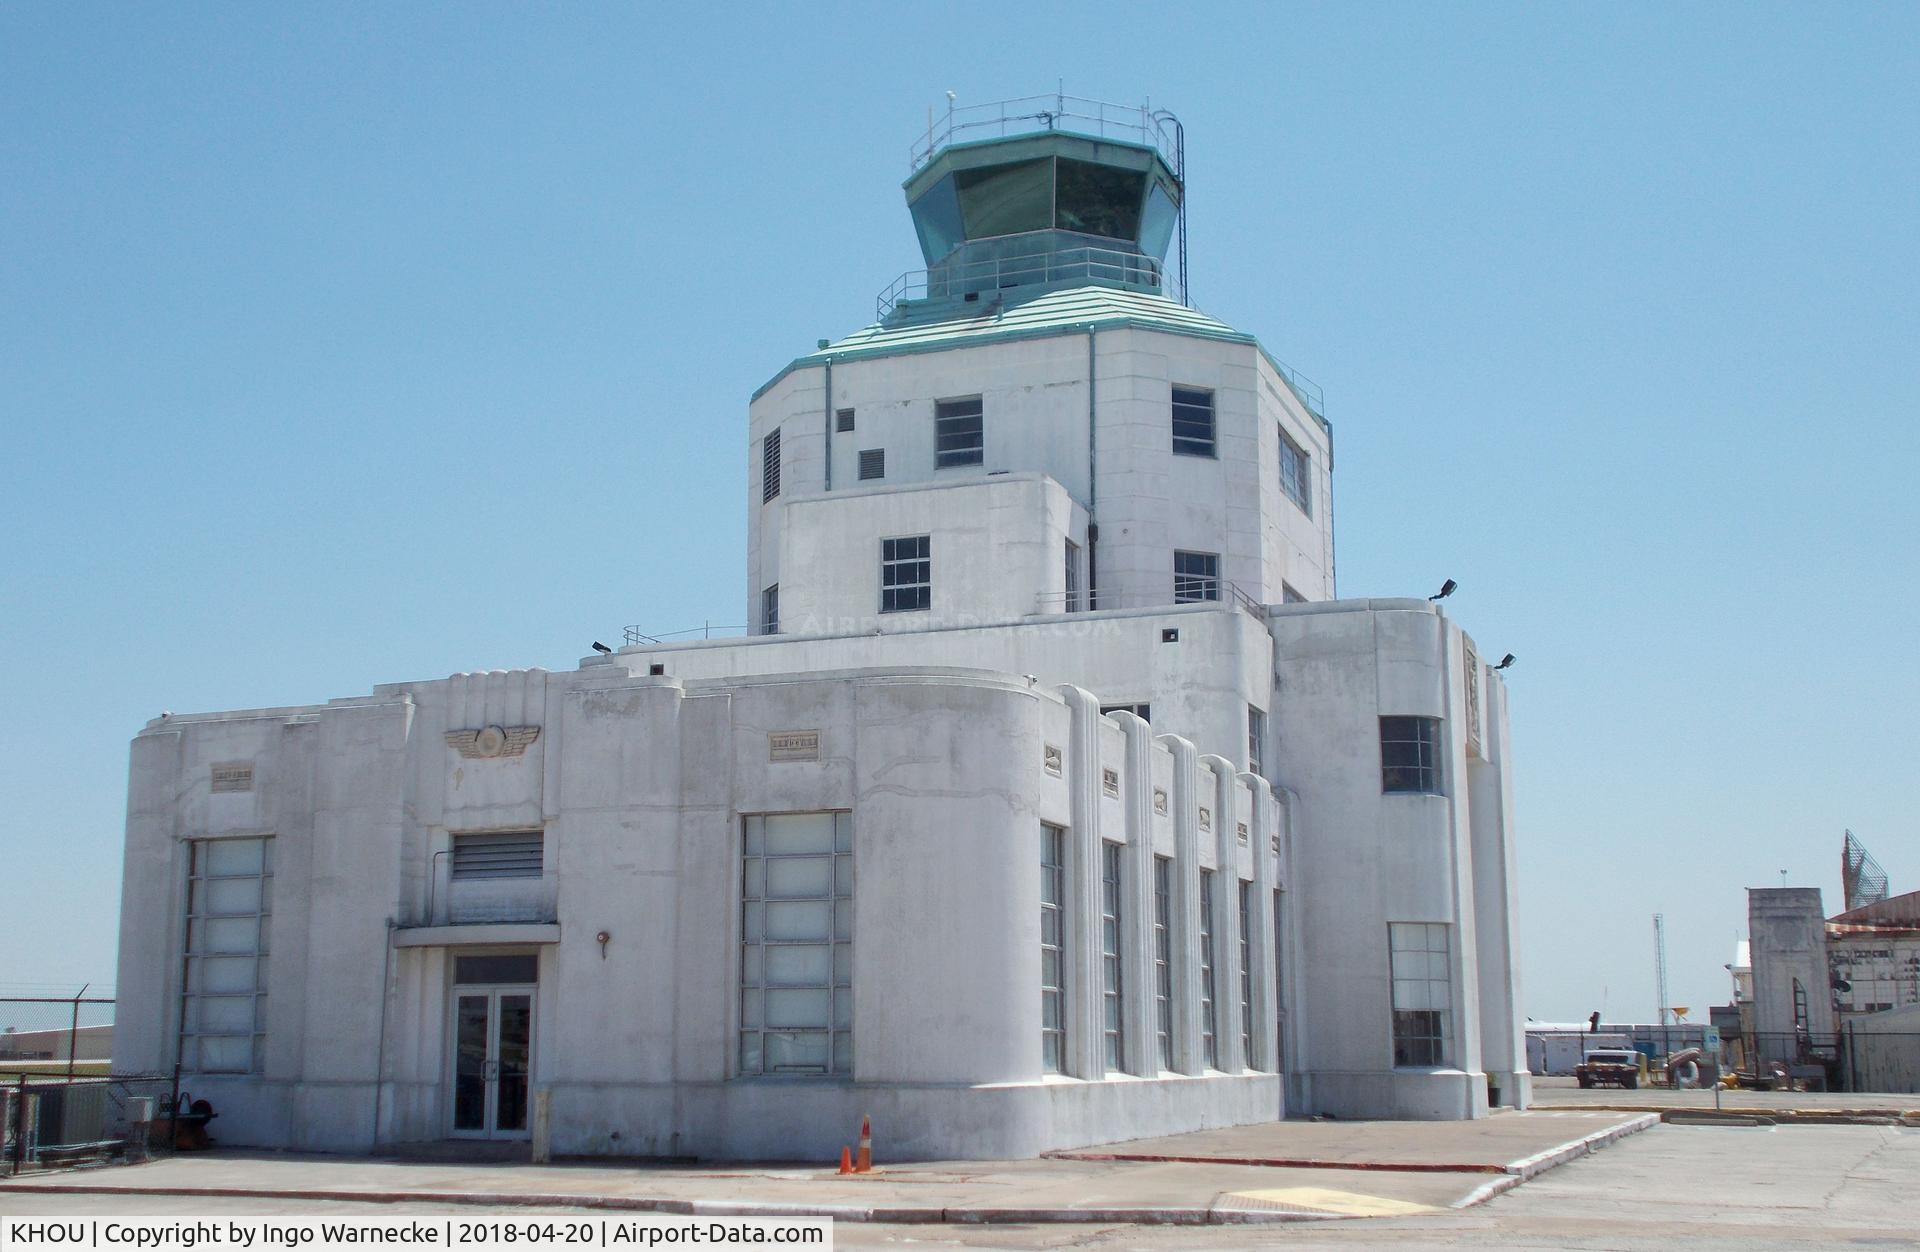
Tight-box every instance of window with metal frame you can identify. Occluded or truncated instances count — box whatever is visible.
[762,427,782,502]
[1278,426,1311,515]
[858,448,884,481]
[934,397,983,468]
[880,535,931,613]
[1064,540,1081,612]
[1273,887,1286,1072]
[1174,550,1219,603]
[836,407,855,433]
[1238,880,1255,1068]
[739,812,852,1076]
[1389,922,1451,1067]
[1199,868,1218,1069]
[1281,581,1308,605]
[1153,855,1173,1070]
[1041,824,1067,1073]
[761,584,779,636]
[1101,703,1151,724]
[451,831,543,880]
[1171,386,1216,457]
[1248,705,1267,778]
[180,836,272,1074]
[1379,716,1444,794]
[1101,841,1126,1073]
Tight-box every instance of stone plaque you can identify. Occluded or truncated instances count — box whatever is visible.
[210,764,253,793]
[1237,821,1250,845]
[770,730,821,761]
[1101,767,1120,797]
[1044,744,1063,776]
[1153,788,1169,816]
[1199,806,1212,832]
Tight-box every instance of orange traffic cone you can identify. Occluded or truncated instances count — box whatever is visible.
[855,1115,872,1173]
[837,1146,853,1175]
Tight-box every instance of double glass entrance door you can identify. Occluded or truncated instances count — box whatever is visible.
[451,986,532,1138]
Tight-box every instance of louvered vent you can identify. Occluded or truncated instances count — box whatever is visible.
[451,831,543,880]
[859,448,885,480]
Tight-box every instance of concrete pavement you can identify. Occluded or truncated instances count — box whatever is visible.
[0,1111,1653,1225]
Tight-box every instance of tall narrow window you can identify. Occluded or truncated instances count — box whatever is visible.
[1238,880,1254,1068]
[1171,386,1216,456]
[1064,540,1081,612]
[762,427,782,503]
[1040,824,1067,1073]
[761,584,779,636]
[180,836,273,1074]
[1389,922,1451,1067]
[1273,887,1286,1073]
[1248,705,1267,778]
[1199,868,1218,1069]
[740,813,852,1076]
[1174,550,1220,603]
[1101,841,1126,1072]
[934,397,984,467]
[1278,426,1311,515]
[1380,716,1443,794]
[1153,855,1173,1070]
[880,535,931,613]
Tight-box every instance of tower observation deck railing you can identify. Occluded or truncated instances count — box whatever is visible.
[877,242,1162,321]
[910,93,1181,173]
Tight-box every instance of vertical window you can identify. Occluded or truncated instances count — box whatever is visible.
[1248,705,1267,778]
[880,535,931,613]
[180,837,272,1074]
[1199,868,1218,1068]
[1101,703,1151,723]
[1101,841,1126,1073]
[1389,922,1451,1068]
[1174,550,1219,603]
[1273,887,1286,1073]
[836,407,856,433]
[1238,880,1254,1068]
[740,813,852,1076]
[1380,716,1444,794]
[934,397,984,467]
[858,448,885,480]
[1153,855,1173,1070]
[1040,824,1067,1073]
[1064,540,1081,613]
[1171,386,1216,457]
[1278,426,1311,515]
[761,584,779,636]
[762,427,781,503]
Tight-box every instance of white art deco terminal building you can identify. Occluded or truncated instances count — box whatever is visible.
[115,98,1530,1159]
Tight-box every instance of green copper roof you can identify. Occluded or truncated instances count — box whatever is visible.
[754,286,1326,424]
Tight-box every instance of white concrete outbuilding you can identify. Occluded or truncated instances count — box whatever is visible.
[114,97,1531,1159]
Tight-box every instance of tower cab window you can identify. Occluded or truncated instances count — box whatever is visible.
[1171,387,1216,457]
[935,397,984,468]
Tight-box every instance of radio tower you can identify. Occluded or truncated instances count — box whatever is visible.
[1653,913,1670,1031]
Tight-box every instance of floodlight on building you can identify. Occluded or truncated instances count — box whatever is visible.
[592,642,613,655]
[1495,653,1516,670]
[1429,579,1457,601]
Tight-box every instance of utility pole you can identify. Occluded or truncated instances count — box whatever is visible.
[1654,914,1671,1055]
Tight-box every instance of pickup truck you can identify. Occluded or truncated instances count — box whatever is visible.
[1575,1048,1641,1089]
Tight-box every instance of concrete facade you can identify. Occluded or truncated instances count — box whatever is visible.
[115,105,1530,1157]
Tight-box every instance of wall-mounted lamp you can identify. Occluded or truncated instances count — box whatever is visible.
[596,930,611,960]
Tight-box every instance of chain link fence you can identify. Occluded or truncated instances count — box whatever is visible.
[1,995,180,1174]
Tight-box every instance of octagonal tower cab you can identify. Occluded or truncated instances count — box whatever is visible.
[885,100,1185,320]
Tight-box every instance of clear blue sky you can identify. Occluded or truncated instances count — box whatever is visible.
[4,4,1915,1025]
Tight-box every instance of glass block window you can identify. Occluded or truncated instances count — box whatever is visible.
[1380,716,1444,794]
[1101,840,1126,1073]
[1389,922,1451,1068]
[1248,705,1267,778]
[1153,855,1173,1070]
[762,427,781,503]
[858,448,885,480]
[740,813,852,1076]
[761,584,779,636]
[451,831,543,880]
[1238,879,1254,1068]
[1174,550,1220,603]
[1041,824,1067,1073]
[934,397,984,468]
[1171,386,1216,457]
[1199,868,1218,1069]
[1279,426,1311,515]
[180,837,272,1074]
[880,535,931,613]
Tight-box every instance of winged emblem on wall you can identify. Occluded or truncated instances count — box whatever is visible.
[444,724,541,759]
